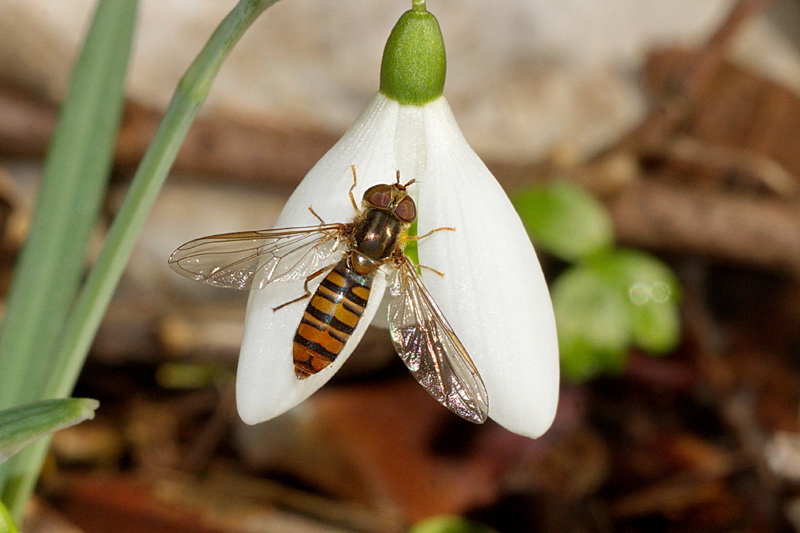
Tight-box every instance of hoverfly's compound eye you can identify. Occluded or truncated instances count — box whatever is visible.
[363,184,393,208]
[395,196,417,223]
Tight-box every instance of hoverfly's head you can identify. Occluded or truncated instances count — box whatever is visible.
[361,171,417,223]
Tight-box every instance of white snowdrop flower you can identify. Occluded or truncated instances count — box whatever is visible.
[170,4,559,438]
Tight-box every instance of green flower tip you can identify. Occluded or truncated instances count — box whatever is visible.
[380,7,446,105]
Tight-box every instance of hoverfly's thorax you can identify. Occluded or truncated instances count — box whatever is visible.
[353,208,403,262]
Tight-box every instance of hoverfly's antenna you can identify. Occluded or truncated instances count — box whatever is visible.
[394,169,416,190]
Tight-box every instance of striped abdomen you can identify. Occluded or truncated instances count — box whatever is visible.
[293,259,373,378]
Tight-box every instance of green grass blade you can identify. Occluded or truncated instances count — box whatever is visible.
[0,0,138,515]
[47,0,282,399]
[0,0,281,519]
[0,399,99,465]
[0,0,138,408]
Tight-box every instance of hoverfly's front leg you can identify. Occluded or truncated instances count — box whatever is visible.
[408,226,456,241]
[348,164,359,213]
[405,226,456,277]
[272,266,329,312]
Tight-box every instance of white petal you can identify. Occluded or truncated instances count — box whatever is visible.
[415,97,560,438]
[237,92,559,434]
[237,94,424,424]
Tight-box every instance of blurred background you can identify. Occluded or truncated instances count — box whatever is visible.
[2,0,800,531]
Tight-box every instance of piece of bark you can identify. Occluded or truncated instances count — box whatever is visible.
[604,179,800,276]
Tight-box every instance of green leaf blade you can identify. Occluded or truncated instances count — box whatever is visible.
[0,399,98,465]
[0,0,138,518]
[0,0,281,521]
[46,0,282,401]
[0,0,138,408]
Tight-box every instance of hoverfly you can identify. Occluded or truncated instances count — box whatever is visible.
[169,167,489,423]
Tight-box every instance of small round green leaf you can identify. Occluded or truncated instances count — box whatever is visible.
[586,248,681,354]
[587,248,680,303]
[513,181,614,262]
[629,299,681,354]
[552,265,632,382]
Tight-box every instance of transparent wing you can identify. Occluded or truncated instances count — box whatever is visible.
[168,224,348,290]
[387,256,489,423]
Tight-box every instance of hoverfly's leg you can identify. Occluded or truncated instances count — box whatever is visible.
[392,249,446,278]
[402,227,454,277]
[308,206,326,225]
[419,264,445,278]
[348,165,359,213]
[272,266,329,312]
[408,226,456,241]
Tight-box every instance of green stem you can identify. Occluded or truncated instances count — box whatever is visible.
[412,0,426,11]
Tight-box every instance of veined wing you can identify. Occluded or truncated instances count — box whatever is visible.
[168,224,348,290]
[386,256,489,423]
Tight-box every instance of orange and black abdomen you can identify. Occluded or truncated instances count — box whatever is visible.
[293,259,373,378]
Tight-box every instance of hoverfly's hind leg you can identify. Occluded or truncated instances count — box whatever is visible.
[308,206,326,225]
[347,165,360,213]
[272,266,329,312]
[390,249,446,279]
